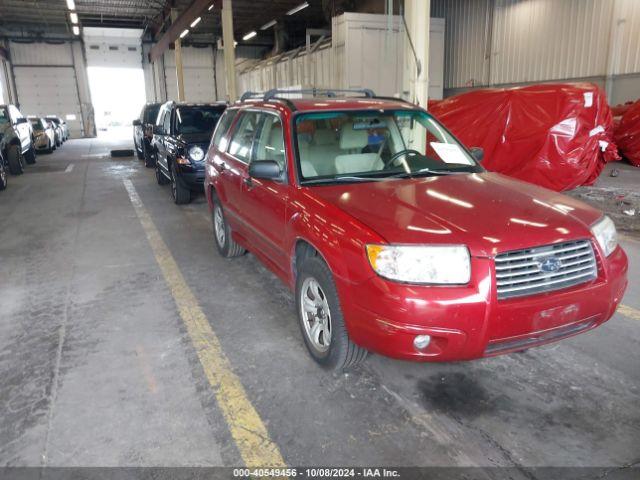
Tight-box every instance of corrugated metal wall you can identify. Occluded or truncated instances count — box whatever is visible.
[433,0,640,91]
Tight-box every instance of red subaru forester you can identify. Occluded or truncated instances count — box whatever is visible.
[204,89,628,370]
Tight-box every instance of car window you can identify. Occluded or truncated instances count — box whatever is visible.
[254,113,286,170]
[211,109,236,152]
[144,105,161,124]
[0,108,10,125]
[163,108,172,134]
[294,110,481,182]
[228,112,260,162]
[29,119,44,129]
[175,106,223,136]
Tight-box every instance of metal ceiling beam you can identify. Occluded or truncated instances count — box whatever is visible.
[149,0,215,62]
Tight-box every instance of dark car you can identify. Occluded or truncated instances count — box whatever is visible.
[1,104,36,175]
[133,103,161,167]
[152,101,226,204]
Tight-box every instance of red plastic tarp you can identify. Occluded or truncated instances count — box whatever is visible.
[429,83,620,191]
[614,99,640,167]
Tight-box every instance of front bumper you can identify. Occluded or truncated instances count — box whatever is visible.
[177,163,205,191]
[341,245,628,361]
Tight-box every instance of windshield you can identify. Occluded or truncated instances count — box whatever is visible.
[175,106,223,135]
[0,108,9,126]
[294,110,482,184]
[144,105,161,124]
[30,119,44,129]
[46,117,60,125]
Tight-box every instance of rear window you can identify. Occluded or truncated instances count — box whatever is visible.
[175,106,224,135]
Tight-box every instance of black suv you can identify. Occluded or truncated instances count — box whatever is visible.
[133,103,161,167]
[152,102,226,204]
[1,104,36,175]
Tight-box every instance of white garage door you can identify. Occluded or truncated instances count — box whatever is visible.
[10,41,84,137]
[164,46,216,102]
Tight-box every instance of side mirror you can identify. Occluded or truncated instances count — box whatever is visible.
[470,146,484,162]
[152,125,164,135]
[249,160,283,181]
[16,118,27,125]
[133,119,142,126]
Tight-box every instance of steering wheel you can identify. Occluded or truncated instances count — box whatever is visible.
[384,149,423,169]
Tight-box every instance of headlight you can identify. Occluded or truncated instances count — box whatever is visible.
[366,244,471,284]
[189,145,205,162]
[591,216,618,256]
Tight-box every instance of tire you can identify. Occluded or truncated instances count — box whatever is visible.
[135,139,144,160]
[170,162,191,205]
[212,199,245,258]
[296,256,367,370]
[7,145,24,175]
[46,140,53,154]
[155,160,170,185]
[0,162,7,191]
[24,145,36,165]
[142,141,155,168]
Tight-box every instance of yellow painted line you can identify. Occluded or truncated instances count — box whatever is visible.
[618,304,640,321]
[123,179,286,468]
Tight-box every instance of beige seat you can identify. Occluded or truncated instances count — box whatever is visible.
[334,124,383,174]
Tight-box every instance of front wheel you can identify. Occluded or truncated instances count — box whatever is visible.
[24,145,36,164]
[7,145,24,175]
[296,256,367,370]
[170,163,191,205]
[212,200,245,258]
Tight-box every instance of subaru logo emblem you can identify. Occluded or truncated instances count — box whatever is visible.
[538,256,562,273]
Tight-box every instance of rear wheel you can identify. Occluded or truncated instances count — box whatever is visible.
[296,256,367,370]
[135,138,144,160]
[212,200,245,258]
[142,140,155,168]
[7,145,24,175]
[0,161,8,190]
[24,145,36,164]
[170,163,191,205]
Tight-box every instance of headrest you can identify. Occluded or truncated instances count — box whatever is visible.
[339,124,369,150]
[314,128,336,146]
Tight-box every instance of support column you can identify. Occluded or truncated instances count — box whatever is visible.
[70,40,96,138]
[221,0,237,102]
[404,0,430,107]
[172,9,186,101]
[0,41,18,105]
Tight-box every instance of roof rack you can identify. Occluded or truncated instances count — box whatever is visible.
[240,88,376,103]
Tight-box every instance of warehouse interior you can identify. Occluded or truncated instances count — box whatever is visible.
[0,0,639,478]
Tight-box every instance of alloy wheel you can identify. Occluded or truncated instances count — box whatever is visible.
[300,277,332,352]
[214,205,226,247]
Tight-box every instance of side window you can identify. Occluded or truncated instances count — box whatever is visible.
[155,107,165,126]
[211,109,236,152]
[163,108,172,134]
[228,112,260,162]
[254,114,285,170]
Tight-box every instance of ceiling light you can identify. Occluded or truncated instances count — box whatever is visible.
[180,29,189,39]
[190,17,201,28]
[70,12,78,24]
[72,25,80,35]
[208,4,214,10]
[66,0,75,9]
[260,19,277,30]
[286,2,309,15]
[242,31,257,40]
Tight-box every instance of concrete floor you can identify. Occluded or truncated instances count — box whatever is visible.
[0,138,639,473]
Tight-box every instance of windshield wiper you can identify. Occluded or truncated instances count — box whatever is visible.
[301,176,386,185]
[388,167,470,179]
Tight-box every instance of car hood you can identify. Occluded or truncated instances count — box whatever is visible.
[307,172,603,257]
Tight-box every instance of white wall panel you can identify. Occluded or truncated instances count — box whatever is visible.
[14,67,83,135]
[433,0,640,90]
[164,46,216,102]
[10,41,73,66]
[9,41,83,136]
